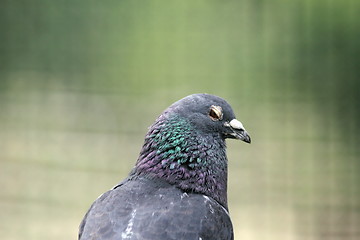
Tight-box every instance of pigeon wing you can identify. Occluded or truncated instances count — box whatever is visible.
[79,177,233,240]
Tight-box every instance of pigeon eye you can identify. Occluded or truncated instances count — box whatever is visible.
[209,105,223,121]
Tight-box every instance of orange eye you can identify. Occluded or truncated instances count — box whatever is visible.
[209,105,223,121]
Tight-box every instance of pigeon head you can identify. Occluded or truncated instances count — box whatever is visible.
[162,93,251,143]
[132,94,250,209]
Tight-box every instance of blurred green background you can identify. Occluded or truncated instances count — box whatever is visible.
[1,1,359,239]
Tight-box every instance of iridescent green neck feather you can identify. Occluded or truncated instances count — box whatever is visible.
[132,114,229,209]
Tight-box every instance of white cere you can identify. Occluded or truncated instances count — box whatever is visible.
[229,119,244,130]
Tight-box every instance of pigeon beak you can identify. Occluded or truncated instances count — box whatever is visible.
[224,119,251,144]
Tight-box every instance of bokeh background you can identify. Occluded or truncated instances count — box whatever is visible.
[1,1,359,239]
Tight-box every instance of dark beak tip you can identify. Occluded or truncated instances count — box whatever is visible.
[240,131,251,144]
[244,135,251,144]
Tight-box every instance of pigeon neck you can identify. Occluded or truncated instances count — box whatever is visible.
[133,114,229,209]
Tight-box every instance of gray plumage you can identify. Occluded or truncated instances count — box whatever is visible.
[79,94,251,240]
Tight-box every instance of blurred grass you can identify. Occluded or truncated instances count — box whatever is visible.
[1,1,359,239]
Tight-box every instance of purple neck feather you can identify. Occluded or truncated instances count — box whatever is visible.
[132,114,229,209]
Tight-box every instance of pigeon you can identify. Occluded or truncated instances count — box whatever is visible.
[79,93,251,240]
